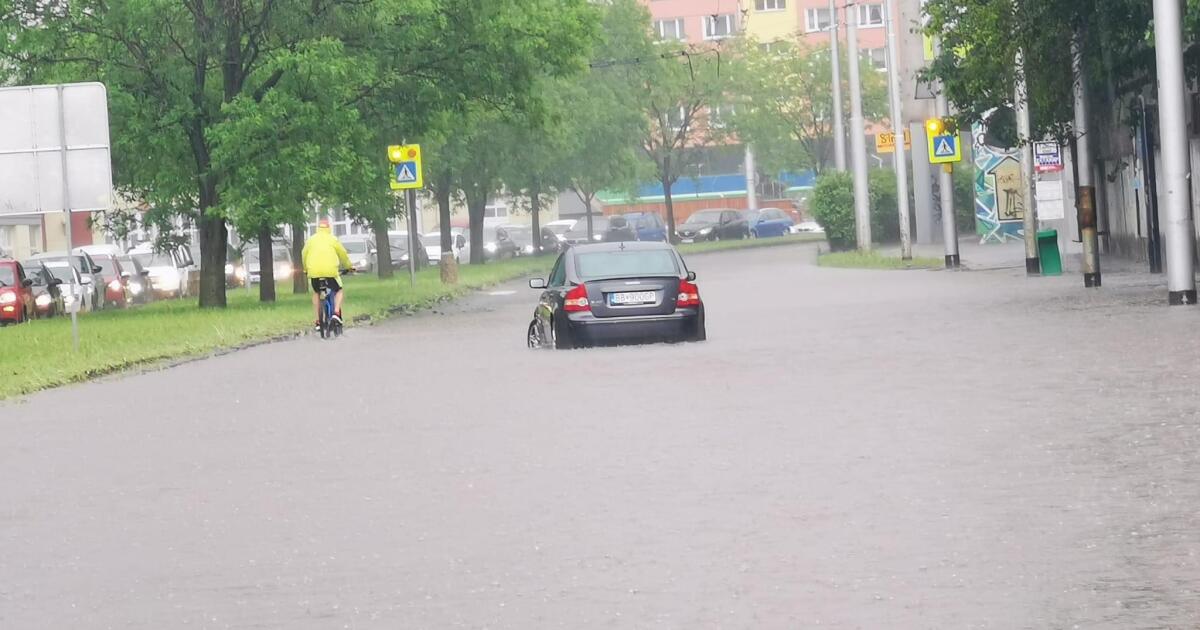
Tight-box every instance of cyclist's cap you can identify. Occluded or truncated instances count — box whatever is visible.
[317,218,331,230]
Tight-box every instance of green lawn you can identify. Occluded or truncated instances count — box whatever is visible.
[817,250,944,270]
[0,257,551,400]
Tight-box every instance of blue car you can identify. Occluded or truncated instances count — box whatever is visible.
[617,212,668,242]
[743,208,795,238]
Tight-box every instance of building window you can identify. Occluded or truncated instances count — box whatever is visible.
[755,0,786,10]
[864,47,888,70]
[666,106,688,131]
[710,105,736,128]
[484,203,508,219]
[857,3,884,27]
[704,14,736,40]
[654,18,686,41]
[804,7,833,33]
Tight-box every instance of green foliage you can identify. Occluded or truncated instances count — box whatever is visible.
[868,168,900,243]
[954,164,978,234]
[811,171,857,251]
[726,38,888,174]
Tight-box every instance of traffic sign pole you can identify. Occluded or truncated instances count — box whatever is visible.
[931,37,960,268]
[406,189,417,288]
[56,86,80,351]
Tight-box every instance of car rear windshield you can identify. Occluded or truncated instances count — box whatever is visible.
[41,260,74,282]
[574,250,679,281]
[134,253,174,268]
[344,241,369,254]
[570,217,609,233]
[93,256,118,275]
[0,266,14,287]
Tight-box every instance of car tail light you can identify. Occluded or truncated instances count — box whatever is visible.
[677,279,700,307]
[563,283,590,312]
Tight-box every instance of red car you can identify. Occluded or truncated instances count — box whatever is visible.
[0,259,36,325]
[90,254,131,308]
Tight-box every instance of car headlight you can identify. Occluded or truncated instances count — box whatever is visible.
[484,243,497,253]
[130,282,143,295]
[63,294,76,306]
[592,234,602,241]
[555,234,565,242]
[523,245,534,254]
[35,294,51,307]
[108,280,122,291]
[699,227,713,234]
[0,292,15,304]
[235,267,246,280]
[400,254,410,262]
[224,263,234,274]
[278,263,292,278]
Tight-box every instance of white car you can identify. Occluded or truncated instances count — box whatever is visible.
[129,245,192,299]
[341,234,377,273]
[790,221,825,234]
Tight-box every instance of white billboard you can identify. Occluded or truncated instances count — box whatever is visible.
[0,82,113,215]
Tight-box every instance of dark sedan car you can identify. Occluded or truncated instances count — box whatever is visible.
[676,209,748,242]
[562,216,609,246]
[526,242,705,349]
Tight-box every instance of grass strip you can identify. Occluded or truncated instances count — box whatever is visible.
[817,250,943,270]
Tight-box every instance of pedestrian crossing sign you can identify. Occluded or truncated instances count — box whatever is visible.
[387,144,424,190]
[928,133,961,164]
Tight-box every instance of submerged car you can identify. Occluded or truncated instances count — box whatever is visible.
[676,209,748,242]
[562,216,609,246]
[526,241,705,349]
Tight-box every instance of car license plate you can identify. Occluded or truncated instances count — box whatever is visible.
[680,238,694,244]
[609,291,656,306]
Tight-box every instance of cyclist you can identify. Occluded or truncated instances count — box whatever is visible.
[302,219,353,331]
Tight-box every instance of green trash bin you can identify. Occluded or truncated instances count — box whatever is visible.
[1036,229,1062,276]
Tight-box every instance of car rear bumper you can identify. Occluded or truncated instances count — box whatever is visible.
[566,309,701,345]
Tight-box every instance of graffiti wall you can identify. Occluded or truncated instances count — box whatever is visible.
[972,124,1026,243]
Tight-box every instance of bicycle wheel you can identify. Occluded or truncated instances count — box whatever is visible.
[318,290,330,338]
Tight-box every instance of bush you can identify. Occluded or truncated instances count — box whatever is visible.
[811,169,904,250]
[810,171,856,250]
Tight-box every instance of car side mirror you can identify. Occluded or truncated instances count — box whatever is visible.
[686,271,697,282]
[80,276,93,285]
[121,271,131,279]
[141,269,150,276]
[92,265,102,274]
[21,278,33,288]
[529,278,547,289]
[50,278,63,287]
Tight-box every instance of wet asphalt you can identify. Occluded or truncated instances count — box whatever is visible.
[2,242,1200,628]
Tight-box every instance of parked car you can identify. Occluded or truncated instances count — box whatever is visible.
[0,259,37,325]
[388,232,430,268]
[742,208,795,238]
[603,215,638,242]
[563,216,609,245]
[676,209,748,242]
[493,225,537,258]
[542,220,577,245]
[118,255,155,304]
[243,246,294,285]
[87,253,132,308]
[341,234,377,273]
[129,246,191,299]
[22,260,67,318]
[618,212,668,242]
[31,251,105,311]
[425,231,469,264]
[526,241,705,349]
[29,257,89,313]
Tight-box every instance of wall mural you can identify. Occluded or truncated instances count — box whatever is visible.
[972,123,1026,243]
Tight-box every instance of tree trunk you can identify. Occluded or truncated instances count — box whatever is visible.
[663,177,678,244]
[530,181,542,253]
[257,224,275,303]
[467,190,487,265]
[373,216,394,279]
[291,221,307,294]
[584,194,595,240]
[437,184,453,253]
[197,177,228,308]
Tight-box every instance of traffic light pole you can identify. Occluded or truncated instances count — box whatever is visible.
[932,37,960,268]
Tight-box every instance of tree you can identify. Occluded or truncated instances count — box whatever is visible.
[726,38,888,175]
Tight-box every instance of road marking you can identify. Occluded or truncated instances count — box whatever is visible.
[488,290,516,296]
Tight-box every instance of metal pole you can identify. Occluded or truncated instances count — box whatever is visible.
[56,85,79,351]
[932,37,960,267]
[744,145,758,211]
[846,4,872,250]
[883,0,911,260]
[405,189,417,287]
[829,0,847,171]
[1140,96,1163,273]
[1152,0,1195,304]
[1014,49,1040,275]
[1072,33,1101,288]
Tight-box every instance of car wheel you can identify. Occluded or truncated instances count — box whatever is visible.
[749,230,758,239]
[690,307,707,342]
[527,320,542,349]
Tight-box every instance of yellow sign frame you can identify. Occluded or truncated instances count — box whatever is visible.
[875,129,912,154]
[388,144,424,190]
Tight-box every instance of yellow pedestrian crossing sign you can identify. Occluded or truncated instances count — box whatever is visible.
[928,133,961,164]
[387,144,424,190]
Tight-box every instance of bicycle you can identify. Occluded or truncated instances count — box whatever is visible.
[314,276,344,339]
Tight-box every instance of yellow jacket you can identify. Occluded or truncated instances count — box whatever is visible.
[302,226,352,278]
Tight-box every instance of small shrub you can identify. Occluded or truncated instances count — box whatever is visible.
[810,171,855,250]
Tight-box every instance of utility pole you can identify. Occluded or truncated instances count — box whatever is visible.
[1015,49,1040,275]
[846,2,872,250]
[1071,33,1100,288]
[829,0,847,171]
[882,0,911,260]
[931,37,959,267]
[56,85,80,351]
[1152,0,1196,304]
[406,189,418,287]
